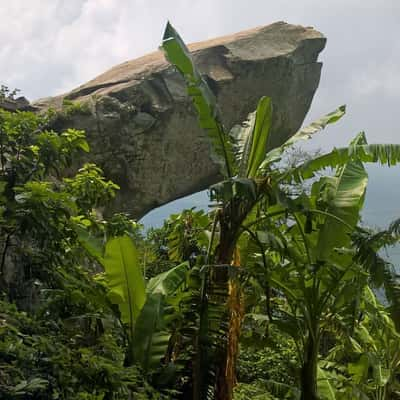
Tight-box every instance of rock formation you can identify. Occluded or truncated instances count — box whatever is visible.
[34,21,326,219]
[0,96,36,112]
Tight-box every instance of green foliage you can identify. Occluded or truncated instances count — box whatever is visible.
[147,261,190,296]
[237,131,400,399]
[236,325,299,399]
[160,22,400,400]
[61,99,91,117]
[0,107,92,296]
[165,208,210,263]
[234,382,278,400]
[65,163,119,212]
[289,140,400,182]
[2,20,400,400]
[102,235,146,326]
[258,105,346,173]
[161,22,235,178]
[132,293,171,373]
[233,96,273,178]
[239,327,298,383]
[0,283,159,400]
[0,85,20,101]
[0,105,167,399]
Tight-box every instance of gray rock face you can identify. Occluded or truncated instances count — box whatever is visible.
[34,21,326,219]
[0,96,36,112]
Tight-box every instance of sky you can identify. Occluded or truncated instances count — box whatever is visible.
[1,0,400,227]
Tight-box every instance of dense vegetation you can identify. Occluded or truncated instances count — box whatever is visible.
[1,24,400,400]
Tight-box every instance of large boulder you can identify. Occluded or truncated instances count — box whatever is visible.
[34,21,326,219]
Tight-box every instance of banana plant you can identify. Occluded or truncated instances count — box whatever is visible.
[161,22,235,179]
[161,22,353,400]
[161,21,400,400]
[103,236,146,345]
[347,287,400,400]
[78,230,190,374]
[250,145,368,398]
[242,135,400,399]
[319,286,400,399]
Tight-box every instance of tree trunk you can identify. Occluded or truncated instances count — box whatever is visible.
[215,275,243,400]
[300,332,320,400]
[214,224,242,400]
[196,207,248,400]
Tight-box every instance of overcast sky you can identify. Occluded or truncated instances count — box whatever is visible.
[1,0,399,147]
[1,0,400,224]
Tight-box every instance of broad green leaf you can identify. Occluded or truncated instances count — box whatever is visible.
[259,105,346,171]
[161,22,235,177]
[358,325,377,351]
[234,96,272,177]
[103,235,146,328]
[161,22,196,77]
[317,366,337,400]
[316,161,368,259]
[363,285,378,308]
[132,293,170,373]
[231,111,256,175]
[375,367,390,387]
[285,105,346,148]
[348,354,369,384]
[147,261,190,295]
[292,142,400,182]
[316,150,368,260]
[75,224,104,262]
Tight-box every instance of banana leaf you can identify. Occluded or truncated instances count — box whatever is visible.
[103,235,146,330]
[259,105,346,171]
[161,21,235,178]
[315,134,369,261]
[233,96,273,178]
[292,142,400,182]
[318,366,337,400]
[132,292,170,373]
[147,261,190,296]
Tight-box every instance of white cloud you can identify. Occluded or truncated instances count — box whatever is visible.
[351,60,400,98]
[0,0,399,146]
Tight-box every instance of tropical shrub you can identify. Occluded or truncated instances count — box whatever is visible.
[0,102,168,399]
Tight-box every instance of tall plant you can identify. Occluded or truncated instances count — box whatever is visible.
[161,22,345,400]
[245,135,370,399]
[161,22,400,400]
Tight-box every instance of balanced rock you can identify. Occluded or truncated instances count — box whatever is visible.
[34,21,326,219]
